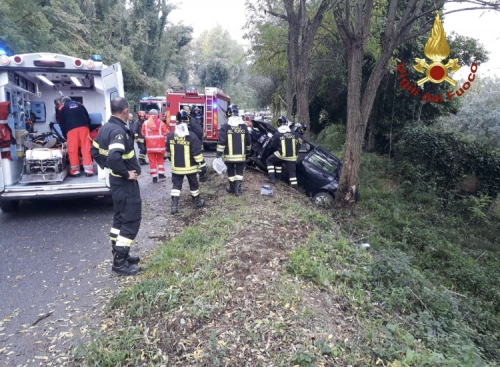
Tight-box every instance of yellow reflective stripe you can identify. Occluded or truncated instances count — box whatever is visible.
[172,167,199,174]
[170,142,175,162]
[281,140,286,157]
[198,162,207,168]
[99,148,109,156]
[171,189,181,197]
[223,154,246,162]
[110,228,120,235]
[241,134,245,155]
[292,138,296,158]
[184,145,190,169]
[193,154,204,163]
[122,150,135,159]
[217,145,225,152]
[228,135,233,156]
[92,140,99,148]
[109,143,125,151]
[116,235,133,247]
[190,190,199,196]
[110,170,122,177]
[235,175,243,180]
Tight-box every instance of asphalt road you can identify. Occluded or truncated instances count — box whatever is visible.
[0,162,181,366]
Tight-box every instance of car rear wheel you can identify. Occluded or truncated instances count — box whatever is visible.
[0,200,20,212]
[313,191,334,207]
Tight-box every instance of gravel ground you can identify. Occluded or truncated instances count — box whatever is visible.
[0,155,213,366]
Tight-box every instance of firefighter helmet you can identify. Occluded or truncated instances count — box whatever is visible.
[179,110,190,122]
[228,104,239,116]
[277,116,287,126]
[189,104,197,114]
[138,111,146,119]
[295,123,307,135]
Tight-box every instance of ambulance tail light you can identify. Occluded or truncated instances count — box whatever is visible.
[0,56,9,66]
[86,60,95,69]
[13,55,23,65]
[74,59,83,67]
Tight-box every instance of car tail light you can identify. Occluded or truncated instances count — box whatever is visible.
[74,59,83,67]
[13,55,22,64]
[86,60,95,69]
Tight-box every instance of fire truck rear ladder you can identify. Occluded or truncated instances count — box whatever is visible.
[205,94,214,138]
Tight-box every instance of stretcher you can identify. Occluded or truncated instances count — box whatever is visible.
[19,145,68,183]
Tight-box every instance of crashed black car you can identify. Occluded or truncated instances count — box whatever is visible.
[246,119,342,205]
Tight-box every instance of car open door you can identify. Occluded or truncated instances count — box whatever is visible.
[101,62,125,122]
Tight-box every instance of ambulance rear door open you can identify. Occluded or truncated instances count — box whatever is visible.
[101,62,125,122]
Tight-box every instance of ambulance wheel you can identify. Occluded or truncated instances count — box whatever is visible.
[0,200,20,212]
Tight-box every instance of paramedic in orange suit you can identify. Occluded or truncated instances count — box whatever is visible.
[58,96,94,177]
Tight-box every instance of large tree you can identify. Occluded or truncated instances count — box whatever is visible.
[332,0,500,205]
[265,0,331,127]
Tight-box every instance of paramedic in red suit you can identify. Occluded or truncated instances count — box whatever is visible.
[142,109,168,183]
[58,96,94,177]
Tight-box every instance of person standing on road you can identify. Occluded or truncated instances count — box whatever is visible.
[216,104,251,196]
[131,111,148,165]
[58,96,93,177]
[265,116,301,189]
[142,109,168,183]
[167,110,206,215]
[91,97,142,276]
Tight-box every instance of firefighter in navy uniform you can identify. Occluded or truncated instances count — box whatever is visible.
[167,110,207,215]
[266,116,301,189]
[217,104,251,196]
[132,111,148,165]
[91,97,142,276]
[177,110,209,182]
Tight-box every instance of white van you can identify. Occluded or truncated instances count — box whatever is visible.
[0,52,125,212]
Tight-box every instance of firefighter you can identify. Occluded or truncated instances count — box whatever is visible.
[167,110,206,215]
[142,109,168,183]
[176,110,209,182]
[132,111,148,165]
[265,116,301,189]
[216,104,251,196]
[58,96,93,177]
[91,97,142,276]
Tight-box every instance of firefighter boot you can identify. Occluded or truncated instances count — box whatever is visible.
[226,181,235,194]
[139,158,147,165]
[152,177,158,184]
[266,173,276,184]
[192,195,205,209]
[171,196,179,215]
[112,246,140,276]
[235,180,243,196]
[112,244,140,265]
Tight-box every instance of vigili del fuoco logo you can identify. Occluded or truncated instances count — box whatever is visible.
[397,13,478,103]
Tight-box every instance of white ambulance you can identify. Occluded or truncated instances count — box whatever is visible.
[0,51,125,212]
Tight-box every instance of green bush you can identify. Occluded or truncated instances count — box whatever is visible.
[395,126,500,196]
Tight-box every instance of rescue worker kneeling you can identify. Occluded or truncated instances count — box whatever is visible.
[167,110,207,214]
[266,116,301,189]
[217,104,251,195]
[91,97,142,276]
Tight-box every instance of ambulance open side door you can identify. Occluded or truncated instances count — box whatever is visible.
[102,62,125,122]
[100,62,125,185]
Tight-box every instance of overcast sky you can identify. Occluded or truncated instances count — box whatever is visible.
[168,1,500,77]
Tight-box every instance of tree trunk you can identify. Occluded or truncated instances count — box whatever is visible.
[286,42,294,120]
[366,118,377,152]
[295,57,310,135]
[336,43,364,205]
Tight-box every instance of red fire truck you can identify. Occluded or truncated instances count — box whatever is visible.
[137,96,167,120]
[165,86,230,148]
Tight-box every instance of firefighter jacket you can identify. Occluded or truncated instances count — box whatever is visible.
[131,119,145,142]
[216,116,251,162]
[91,116,141,179]
[142,116,168,153]
[188,114,204,141]
[269,125,301,162]
[166,123,205,175]
[58,100,91,138]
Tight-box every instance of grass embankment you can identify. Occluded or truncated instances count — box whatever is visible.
[74,156,500,367]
